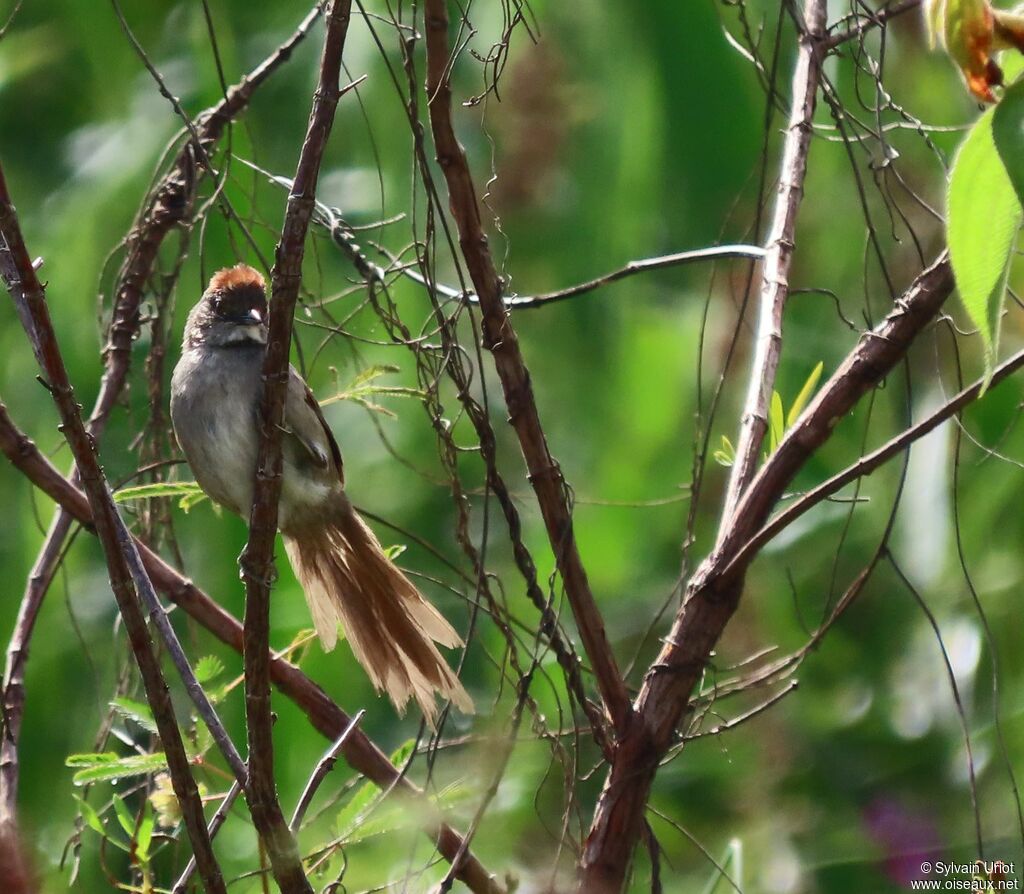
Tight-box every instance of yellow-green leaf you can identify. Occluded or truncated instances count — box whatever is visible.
[114,481,206,503]
[786,361,824,429]
[947,105,1022,382]
[768,391,785,454]
[713,435,735,467]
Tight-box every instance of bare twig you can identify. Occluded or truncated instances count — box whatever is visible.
[683,679,799,741]
[290,710,365,832]
[726,339,1024,578]
[0,403,504,894]
[112,516,248,783]
[826,0,922,48]
[0,2,322,822]
[172,779,244,894]
[720,0,828,532]
[0,0,24,43]
[504,245,768,308]
[422,0,631,734]
[248,161,764,310]
[0,165,226,894]
[314,200,610,752]
[239,3,350,891]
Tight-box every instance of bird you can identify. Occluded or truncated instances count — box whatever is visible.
[169,263,473,725]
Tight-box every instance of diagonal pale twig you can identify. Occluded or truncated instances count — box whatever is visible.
[289,710,365,833]
[0,164,226,894]
[238,3,351,892]
[719,0,829,536]
[0,401,504,894]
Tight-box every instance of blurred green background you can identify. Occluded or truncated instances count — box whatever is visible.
[1,0,1022,891]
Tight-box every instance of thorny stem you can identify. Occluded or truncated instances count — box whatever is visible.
[0,1,323,825]
[239,3,350,891]
[421,0,632,737]
[0,162,227,894]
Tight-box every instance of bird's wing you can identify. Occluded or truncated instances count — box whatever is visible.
[284,365,344,485]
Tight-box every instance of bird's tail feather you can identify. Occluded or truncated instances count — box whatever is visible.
[283,501,473,726]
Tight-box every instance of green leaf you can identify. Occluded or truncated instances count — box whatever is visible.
[74,795,106,836]
[111,698,158,736]
[336,739,416,839]
[336,778,383,838]
[786,361,824,429]
[349,363,401,388]
[178,490,210,513]
[713,435,735,468]
[114,481,206,503]
[382,543,407,561]
[67,751,168,785]
[136,810,154,864]
[112,794,135,838]
[194,655,225,685]
[948,105,1022,381]
[994,77,1024,209]
[768,391,785,454]
[320,364,425,410]
[389,738,415,769]
[1001,49,1024,85]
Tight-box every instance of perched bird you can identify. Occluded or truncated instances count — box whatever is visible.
[170,264,473,725]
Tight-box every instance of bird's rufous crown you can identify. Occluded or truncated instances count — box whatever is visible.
[207,263,265,294]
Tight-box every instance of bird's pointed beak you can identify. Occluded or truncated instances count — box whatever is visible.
[247,307,264,325]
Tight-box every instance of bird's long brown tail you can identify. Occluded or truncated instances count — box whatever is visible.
[283,500,473,726]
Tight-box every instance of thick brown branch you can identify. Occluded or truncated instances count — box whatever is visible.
[422,0,631,734]
[727,321,1024,577]
[0,167,226,894]
[720,0,828,532]
[239,3,350,891]
[0,402,504,894]
[579,252,954,892]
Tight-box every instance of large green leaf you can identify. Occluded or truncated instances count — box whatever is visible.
[994,76,1024,208]
[947,105,1022,379]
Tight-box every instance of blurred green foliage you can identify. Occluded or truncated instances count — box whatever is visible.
[1,1,1023,892]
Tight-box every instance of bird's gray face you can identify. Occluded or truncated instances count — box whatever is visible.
[186,282,269,349]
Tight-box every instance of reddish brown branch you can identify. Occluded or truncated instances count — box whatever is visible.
[720,0,828,531]
[579,254,955,892]
[726,335,1024,577]
[0,2,322,823]
[421,0,631,735]
[239,3,351,891]
[0,166,226,894]
[0,402,503,894]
